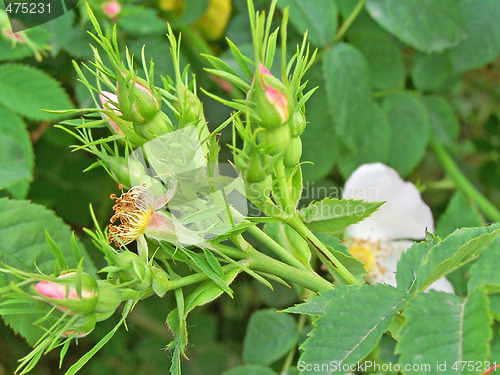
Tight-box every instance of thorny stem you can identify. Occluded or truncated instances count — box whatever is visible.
[214,240,333,293]
[285,216,361,285]
[430,137,500,222]
[246,224,308,270]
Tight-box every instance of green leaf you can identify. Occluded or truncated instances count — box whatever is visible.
[322,43,373,151]
[284,289,341,316]
[382,92,430,177]
[468,237,500,294]
[0,199,95,344]
[436,191,483,237]
[0,133,31,190]
[417,224,500,291]
[300,198,383,234]
[396,236,436,292]
[412,53,452,92]
[366,0,465,52]
[349,29,404,90]
[397,290,492,374]
[0,64,73,120]
[264,223,311,268]
[223,365,278,375]
[328,248,366,285]
[299,285,407,375]
[277,0,338,47]
[337,102,391,178]
[243,309,299,365]
[421,95,460,147]
[0,106,34,198]
[448,0,500,72]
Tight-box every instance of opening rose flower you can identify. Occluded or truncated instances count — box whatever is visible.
[342,163,454,292]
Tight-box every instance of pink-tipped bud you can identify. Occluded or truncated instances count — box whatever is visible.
[102,1,122,17]
[34,272,98,315]
[252,64,289,128]
[99,91,124,136]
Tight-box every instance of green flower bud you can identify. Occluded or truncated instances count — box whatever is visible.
[283,136,302,168]
[137,111,174,140]
[94,280,123,314]
[257,125,291,156]
[245,175,272,201]
[152,269,170,297]
[117,74,161,124]
[113,252,153,291]
[289,110,307,137]
[62,314,96,338]
[245,152,267,183]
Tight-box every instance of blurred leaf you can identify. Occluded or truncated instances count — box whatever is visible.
[300,198,382,234]
[223,365,277,375]
[43,10,75,56]
[242,309,298,365]
[412,53,452,92]
[0,198,95,345]
[337,102,391,178]
[120,7,168,35]
[421,95,460,147]
[0,133,30,191]
[448,0,500,72]
[366,0,465,52]
[468,237,500,294]
[322,43,373,151]
[301,68,338,181]
[277,0,338,47]
[382,92,430,177]
[349,29,404,90]
[0,106,34,198]
[172,0,210,27]
[397,290,491,374]
[0,64,72,120]
[436,191,482,237]
[299,285,407,375]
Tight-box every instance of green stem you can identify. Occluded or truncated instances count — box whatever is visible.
[286,216,361,285]
[213,242,333,292]
[333,0,367,42]
[430,138,500,221]
[247,225,308,270]
[281,313,307,373]
[313,0,367,64]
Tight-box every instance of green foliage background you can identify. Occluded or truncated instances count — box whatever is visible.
[0,0,500,374]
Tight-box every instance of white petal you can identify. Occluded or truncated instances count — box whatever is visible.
[427,277,455,293]
[343,163,434,242]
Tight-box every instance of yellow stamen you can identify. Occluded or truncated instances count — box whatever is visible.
[108,184,155,246]
[349,241,376,273]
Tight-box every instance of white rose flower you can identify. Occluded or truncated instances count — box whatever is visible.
[342,163,454,292]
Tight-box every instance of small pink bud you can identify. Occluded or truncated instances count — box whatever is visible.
[258,64,289,124]
[99,91,124,136]
[34,272,98,314]
[102,1,122,17]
